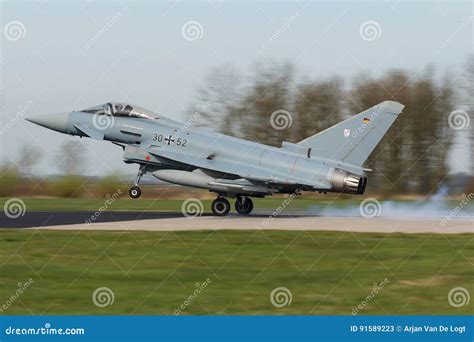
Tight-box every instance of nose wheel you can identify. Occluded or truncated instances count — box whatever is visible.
[129,186,141,199]
[129,166,145,199]
[235,196,253,215]
[211,197,231,216]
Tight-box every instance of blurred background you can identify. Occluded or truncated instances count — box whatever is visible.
[1,1,472,199]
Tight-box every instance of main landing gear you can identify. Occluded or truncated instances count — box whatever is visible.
[235,195,253,215]
[129,166,145,199]
[211,195,254,216]
[211,197,230,216]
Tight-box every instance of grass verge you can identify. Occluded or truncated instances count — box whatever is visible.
[0,229,472,315]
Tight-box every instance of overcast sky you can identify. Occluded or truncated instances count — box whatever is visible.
[1,0,472,176]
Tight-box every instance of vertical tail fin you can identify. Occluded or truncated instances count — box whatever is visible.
[297,101,405,166]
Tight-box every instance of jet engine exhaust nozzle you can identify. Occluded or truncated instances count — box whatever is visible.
[329,169,367,195]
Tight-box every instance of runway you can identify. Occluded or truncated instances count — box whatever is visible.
[1,210,472,234]
[0,210,189,229]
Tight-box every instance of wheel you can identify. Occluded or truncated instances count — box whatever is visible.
[211,197,230,216]
[129,186,141,199]
[235,196,253,215]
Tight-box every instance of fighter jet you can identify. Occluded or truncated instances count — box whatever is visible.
[26,101,404,216]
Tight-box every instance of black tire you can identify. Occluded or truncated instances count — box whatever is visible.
[211,197,230,216]
[129,186,141,199]
[235,196,253,215]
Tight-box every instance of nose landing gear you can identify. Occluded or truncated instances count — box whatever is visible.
[129,186,141,199]
[129,166,145,199]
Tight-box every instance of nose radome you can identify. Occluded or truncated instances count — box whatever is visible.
[25,112,70,133]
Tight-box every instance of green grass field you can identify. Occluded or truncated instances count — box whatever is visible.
[0,229,472,315]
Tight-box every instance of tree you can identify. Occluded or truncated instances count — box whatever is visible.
[349,71,409,194]
[293,76,344,142]
[187,64,244,135]
[188,62,457,195]
[55,140,86,175]
[349,69,454,195]
[16,145,41,175]
[239,62,295,146]
[464,56,474,176]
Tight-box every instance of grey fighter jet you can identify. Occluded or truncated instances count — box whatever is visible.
[26,101,404,216]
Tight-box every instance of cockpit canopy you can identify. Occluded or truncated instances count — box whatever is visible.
[81,102,157,120]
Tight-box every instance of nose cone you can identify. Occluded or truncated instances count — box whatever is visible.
[25,112,70,133]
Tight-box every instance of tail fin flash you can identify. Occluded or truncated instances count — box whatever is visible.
[297,101,405,166]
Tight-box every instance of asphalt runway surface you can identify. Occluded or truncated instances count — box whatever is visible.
[1,210,472,234]
[0,210,189,229]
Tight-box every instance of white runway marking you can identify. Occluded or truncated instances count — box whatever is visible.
[35,216,473,234]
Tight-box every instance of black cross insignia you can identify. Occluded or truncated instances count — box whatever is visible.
[164,135,174,145]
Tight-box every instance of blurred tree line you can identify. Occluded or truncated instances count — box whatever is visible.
[463,55,474,192]
[1,58,472,198]
[189,57,474,195]
[0,141,124,198]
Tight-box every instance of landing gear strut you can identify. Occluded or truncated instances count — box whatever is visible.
[211,197,231,216]
[235,196,253,215]
[129,166,145,199]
